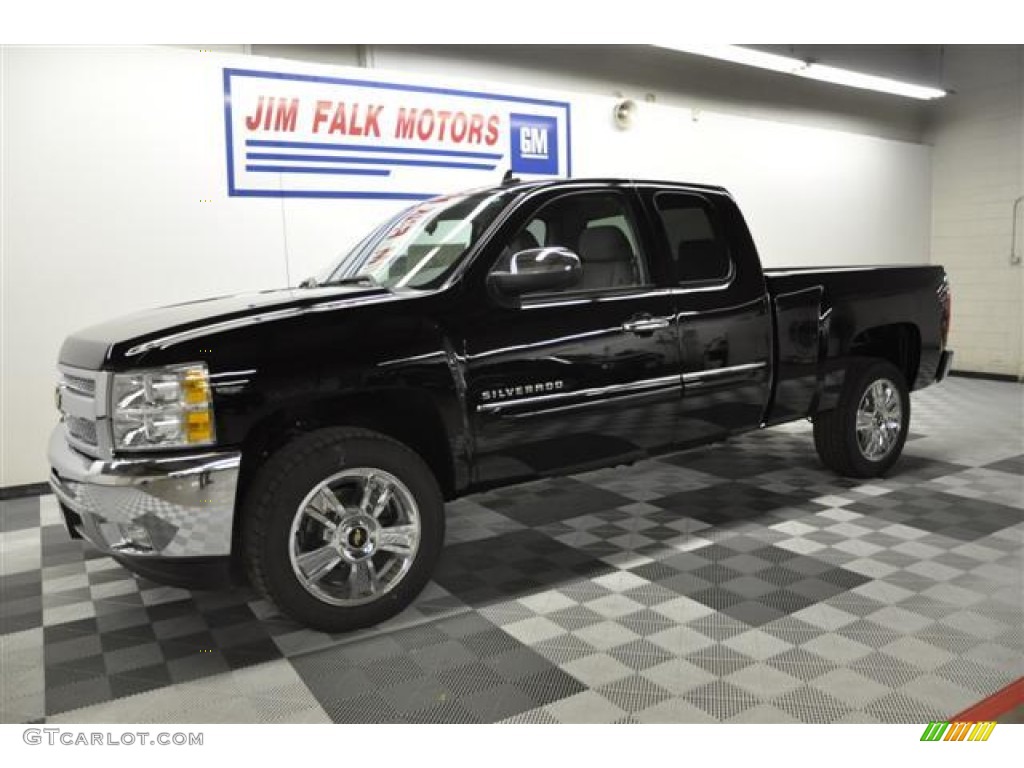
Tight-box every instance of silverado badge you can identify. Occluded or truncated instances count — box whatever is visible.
[480,380,565,402]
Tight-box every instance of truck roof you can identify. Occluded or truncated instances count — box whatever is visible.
[492,177,730,195]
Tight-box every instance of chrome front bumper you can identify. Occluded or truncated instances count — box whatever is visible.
[47,427,241,559]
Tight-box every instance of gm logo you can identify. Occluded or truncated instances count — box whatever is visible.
[510,113,559,175]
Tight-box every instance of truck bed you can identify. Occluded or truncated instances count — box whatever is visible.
[762,263,949,424]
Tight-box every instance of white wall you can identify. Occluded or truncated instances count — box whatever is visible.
[560,100,931,268]
[928,46,1024,378]
[1,45,932,486]
[3,46,283,490]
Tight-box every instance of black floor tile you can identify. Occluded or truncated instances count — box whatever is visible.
[0,496,40,532]
[432,529,614,606]
[983,454,1024,475]
[847,489,1022,542]
[480,478,634,526]
[651,483,806,526]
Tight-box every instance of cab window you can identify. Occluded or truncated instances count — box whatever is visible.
[653,193,731,284]
[501,192,650,295]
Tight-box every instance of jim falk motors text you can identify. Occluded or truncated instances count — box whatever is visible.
[244,96,503,146]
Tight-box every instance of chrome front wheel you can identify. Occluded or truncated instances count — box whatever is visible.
[289,468,421,607]
[243,427,444,633]
[855,378,902,461]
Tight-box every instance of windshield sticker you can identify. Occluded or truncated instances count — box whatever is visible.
[223,68,572,200]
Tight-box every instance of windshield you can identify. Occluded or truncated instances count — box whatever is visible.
[322,189,516,290]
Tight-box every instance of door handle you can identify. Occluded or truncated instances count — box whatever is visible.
[621,316,670,334]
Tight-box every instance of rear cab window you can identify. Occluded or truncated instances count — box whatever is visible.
[652,192,732,285]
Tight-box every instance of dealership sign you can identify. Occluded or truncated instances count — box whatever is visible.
[223,68,572,200]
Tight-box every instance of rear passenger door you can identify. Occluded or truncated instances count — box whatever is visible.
[461,185,683,485]
[638,186,773,446]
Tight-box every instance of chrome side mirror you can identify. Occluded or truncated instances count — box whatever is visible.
[488,247,583,297]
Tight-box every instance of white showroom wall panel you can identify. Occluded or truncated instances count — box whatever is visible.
[2,46,289,487]
[561,99,930,268]
[2,45,932,486]
[929,46,1024,378]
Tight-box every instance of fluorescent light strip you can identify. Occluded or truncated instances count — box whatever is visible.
[652,44,946,100]
[799,63,946,100]
[661,43,804,74]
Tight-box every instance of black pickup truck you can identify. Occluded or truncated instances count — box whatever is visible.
[49,178,954,631]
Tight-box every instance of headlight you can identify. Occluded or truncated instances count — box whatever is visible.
[112,363,216,450]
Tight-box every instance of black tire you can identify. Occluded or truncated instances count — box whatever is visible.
[813,358,910,478]
[242,427,444,633]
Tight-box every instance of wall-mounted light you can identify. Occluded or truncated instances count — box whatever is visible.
[651,44,947,101]
[613,99,637,130]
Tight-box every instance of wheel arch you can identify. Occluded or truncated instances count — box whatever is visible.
[235,389,459,511]
[848,322,921,389]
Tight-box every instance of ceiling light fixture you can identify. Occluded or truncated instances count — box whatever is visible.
[651,44,947,101]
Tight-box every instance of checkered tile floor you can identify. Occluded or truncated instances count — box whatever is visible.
[2,377,1021,723]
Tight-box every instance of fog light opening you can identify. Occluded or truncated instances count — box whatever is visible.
[111,521,155,554]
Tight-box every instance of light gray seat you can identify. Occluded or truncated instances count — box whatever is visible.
[577,226,637,290]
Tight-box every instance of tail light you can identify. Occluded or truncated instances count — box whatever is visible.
[939,278,952,347]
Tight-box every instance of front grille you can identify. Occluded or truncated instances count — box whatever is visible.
[66,415,98,446]
[62,373,96,397]
[58,366,107,456]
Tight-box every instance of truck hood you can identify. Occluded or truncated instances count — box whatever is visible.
[59,284,392,370]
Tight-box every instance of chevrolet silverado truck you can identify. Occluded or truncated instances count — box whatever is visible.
[49,178,954,631]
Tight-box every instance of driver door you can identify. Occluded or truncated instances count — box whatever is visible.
[460,186,682,485]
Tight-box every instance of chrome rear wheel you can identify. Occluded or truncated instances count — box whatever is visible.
[855,378,902,461]
[813,358,910,478]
